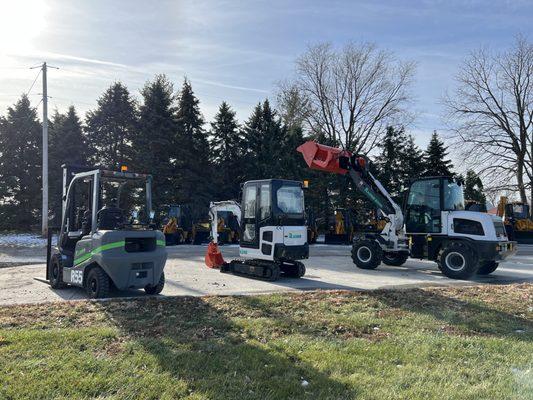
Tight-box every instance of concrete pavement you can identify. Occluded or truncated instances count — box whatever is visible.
[0,244,532,306]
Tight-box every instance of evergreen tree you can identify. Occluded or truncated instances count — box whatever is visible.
[423,131,453,177]
[373,126,408,199]
[241,100,285,181]
[85,82,137,169]
[210,102,242,200]
[464,169,486,204]
[0,95,42,229]
[174,78,211,206]
[403,134,424,184]
[48,106,86,221]
[133,75,178,208]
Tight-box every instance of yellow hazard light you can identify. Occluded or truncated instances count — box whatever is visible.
[303,180,309,188]
[120,165,128,172]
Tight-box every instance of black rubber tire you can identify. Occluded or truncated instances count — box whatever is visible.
[477,261,499,275]
[351,240,383,270]
[437,242,478,279]
[85,267,111,299]
[145,271,165,295]
[49,255,64,289]
[382,252,409,266]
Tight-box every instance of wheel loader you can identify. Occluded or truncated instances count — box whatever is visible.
[298,141,517,279]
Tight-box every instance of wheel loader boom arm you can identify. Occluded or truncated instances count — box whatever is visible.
[297,140,403,229]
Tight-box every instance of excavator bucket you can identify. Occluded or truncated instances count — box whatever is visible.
[205,241,225,269]
[296,141,350,175]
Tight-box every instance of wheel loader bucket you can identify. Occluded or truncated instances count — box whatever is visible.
[205,241,225,269]
[296,141,350,175]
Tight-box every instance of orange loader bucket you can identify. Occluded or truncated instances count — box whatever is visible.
[205,241,225,269]
[297,141,351,175]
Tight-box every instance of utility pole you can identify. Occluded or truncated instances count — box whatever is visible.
[31,62,57,236]
[42,62,48,237]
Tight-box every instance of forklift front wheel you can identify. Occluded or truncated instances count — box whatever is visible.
[49,255,64,289]
[382,251,409,266]
[351,240,383,270]
[85,267,111,299]
[145,271,165,295]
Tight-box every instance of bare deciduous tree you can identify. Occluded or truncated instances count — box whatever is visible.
[277,42,415,154]
[445,36,533,206]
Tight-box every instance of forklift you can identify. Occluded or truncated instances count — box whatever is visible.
[298,141,517,279]
[46,165,167,298]
[205,179,308,281]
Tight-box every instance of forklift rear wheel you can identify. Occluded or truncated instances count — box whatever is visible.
[437,243,478,279]
[85,267,110,299]
[382,252,409,266]
[477,261,499,275]
[145,271,165,295]
[50,255,64,289]
[351,240,383,270]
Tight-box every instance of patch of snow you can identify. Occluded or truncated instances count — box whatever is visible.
[0,233,56,248]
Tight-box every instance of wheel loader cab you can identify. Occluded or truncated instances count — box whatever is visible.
[240,179,308,261]
[405,177,464,234]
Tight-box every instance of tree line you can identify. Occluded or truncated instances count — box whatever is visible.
[1,38,502,231]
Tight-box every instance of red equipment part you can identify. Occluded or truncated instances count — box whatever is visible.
[296,141,351,175]
[205,242,225,269]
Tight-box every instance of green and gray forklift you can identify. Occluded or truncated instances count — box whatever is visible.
[46,164,167,298]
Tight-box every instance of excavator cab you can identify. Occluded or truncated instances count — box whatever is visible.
[206,179,308,281]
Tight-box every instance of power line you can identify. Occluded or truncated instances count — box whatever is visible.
[26,69,41,96]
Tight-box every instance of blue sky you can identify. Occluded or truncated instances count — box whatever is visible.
[0,0,531,147]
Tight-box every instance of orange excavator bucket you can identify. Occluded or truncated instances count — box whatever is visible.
[205,241,225,269]
[296,141,351,175]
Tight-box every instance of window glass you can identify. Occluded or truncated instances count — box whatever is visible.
[259,184,271,220]
[277,185,304,214]
[512,204,528,219]
[406,179,441,233]
[243,185,257,218]
[243,223,256,242]
[443,181,465,211]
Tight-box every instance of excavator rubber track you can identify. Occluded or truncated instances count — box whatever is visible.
[221,259,306,281]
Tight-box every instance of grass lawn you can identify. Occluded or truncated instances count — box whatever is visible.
[0,284,532,400]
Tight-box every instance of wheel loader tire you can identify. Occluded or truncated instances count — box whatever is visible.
[145,271,165,295]
[477,261,499,275]
[85,267,110,299]
[382,251,409,266]
[351,240,383,270]
[49,255,64,289]
[437,242,478,280]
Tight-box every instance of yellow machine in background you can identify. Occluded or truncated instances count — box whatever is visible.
[497,196,533,243]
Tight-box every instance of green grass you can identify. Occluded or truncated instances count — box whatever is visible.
[0,284,532,400]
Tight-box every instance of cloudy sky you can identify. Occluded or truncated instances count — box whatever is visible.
[0,0,531,146]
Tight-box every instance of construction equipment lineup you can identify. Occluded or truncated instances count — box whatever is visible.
[44,141,518,298]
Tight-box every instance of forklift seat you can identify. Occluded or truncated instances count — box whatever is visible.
[97,207,125,230]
